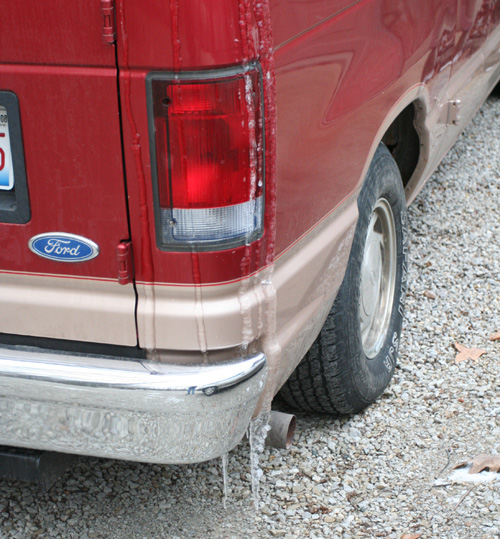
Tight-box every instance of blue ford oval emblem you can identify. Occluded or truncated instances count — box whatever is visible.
[29,233,100,263]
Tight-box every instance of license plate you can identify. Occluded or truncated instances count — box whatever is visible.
[0,106,14,191]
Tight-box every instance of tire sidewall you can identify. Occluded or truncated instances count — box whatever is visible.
[332,144,409,407]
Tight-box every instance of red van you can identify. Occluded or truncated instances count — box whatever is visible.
[1,0,499,465]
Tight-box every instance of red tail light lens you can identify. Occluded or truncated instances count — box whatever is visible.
[148,65,264,250]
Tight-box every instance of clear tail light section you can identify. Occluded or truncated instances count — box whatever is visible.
[147,65,264,251]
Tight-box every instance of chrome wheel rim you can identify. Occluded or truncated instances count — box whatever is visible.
[359,198,397,359]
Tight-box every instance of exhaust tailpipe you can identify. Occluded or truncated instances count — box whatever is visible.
[265,411,296,450]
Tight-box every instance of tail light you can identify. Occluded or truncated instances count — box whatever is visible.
[147,65,264,251]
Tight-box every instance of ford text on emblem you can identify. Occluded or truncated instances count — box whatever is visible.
[29,233,100,263]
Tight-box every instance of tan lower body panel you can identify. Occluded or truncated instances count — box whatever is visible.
[0,272,137,346]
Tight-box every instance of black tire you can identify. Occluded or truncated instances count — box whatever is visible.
[278,144,409,414]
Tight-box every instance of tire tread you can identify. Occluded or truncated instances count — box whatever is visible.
[278,144,408,416]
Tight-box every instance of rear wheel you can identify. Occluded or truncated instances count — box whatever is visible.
[278,144,409,414]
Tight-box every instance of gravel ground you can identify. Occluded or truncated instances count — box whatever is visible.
[2,95,500,539]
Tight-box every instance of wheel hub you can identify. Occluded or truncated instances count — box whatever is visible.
[359,198,397,358]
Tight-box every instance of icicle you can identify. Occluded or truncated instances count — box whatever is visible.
[236,0,278,513]
[221,453,229,509]
[191,250,208,361]
[248,413,271,510]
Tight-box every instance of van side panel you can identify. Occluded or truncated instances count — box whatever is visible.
[272,0,456,254]
[0,1,116,67]
[115,0,245,70]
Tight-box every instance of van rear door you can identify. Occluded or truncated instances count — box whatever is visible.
[0,0,137,346]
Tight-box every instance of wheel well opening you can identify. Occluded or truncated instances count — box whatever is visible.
[382,103,420,187]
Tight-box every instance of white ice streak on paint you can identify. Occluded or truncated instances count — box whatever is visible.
[237,0,278,512]
[253,276,264,337]
[259,267,282,410]
[238,279,255,348]
[194,283,208,355]
[236,72,260,348]
[244,72,258,200]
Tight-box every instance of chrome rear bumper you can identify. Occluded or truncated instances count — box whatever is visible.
[0,346,266,464]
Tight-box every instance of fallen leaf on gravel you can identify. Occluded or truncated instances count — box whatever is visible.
[454,342,486,363]
[453,454,500,474]
[423,290,436,299]
[489,330,500,341]
[401,534,422,539]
